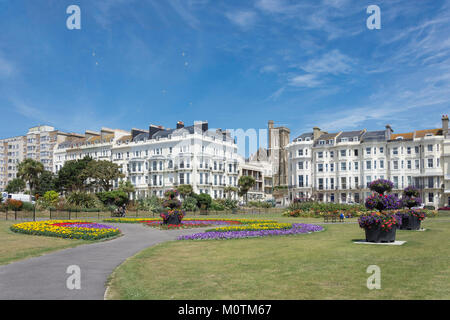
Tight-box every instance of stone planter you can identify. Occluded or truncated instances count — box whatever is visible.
[364,225,397,243]
[400,215,421,230]
[163,215,181,225]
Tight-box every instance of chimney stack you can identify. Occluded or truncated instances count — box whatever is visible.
[442,115,449,137]
[313,127,322,141]
[385,124,393,140]
[176,121,184,129]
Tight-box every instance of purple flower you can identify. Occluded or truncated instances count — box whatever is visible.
[177,223,323,240]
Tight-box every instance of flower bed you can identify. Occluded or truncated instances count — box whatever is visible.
[145,220,215,229]
[178,223,323,240]
[206,223,292,232]
[103,218,277,225]
[283,202,367,218]
[10,220,120,240]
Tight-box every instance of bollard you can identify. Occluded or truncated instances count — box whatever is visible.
[33,205,36,222]
[68,209,71,220]
[15,209,17,221]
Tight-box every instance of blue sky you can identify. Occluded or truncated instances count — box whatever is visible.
[0,0,449,152]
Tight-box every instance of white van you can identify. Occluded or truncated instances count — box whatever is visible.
[5,193,35,204]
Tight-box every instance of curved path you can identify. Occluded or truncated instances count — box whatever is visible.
[0,223,204,300]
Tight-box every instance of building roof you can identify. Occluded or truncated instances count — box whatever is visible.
[361,130,386,142]
[293,132,313,142]
[337,130,366,142]
[390,132,413,141]
[414,128,442,138]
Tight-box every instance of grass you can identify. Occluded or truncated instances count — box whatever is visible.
[106,217,450,300]
[0,220,93,265]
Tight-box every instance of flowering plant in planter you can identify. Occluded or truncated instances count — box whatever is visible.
[402,196,422,209]
[358,212,402,232]
[368,179,394,195]
[160,209,185,222]
[365,194,402,211]
[164,189,179,199]
[403,186,420,197]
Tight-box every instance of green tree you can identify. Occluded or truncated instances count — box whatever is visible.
[84,160,124,191]
[182,196,198,212]
[238,176,256,205]
[196,193,212,210]
[97,190,128,207]
[56,156,93,192]
[177,184,193,199]
[36,171,56,196]
[17,158,44,197]
[224,186,238,199]
[39,190,60,209]
[5,178,26,194]
[118,180,135,199]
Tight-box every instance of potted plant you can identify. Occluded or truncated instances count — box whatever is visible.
[160,189,185,225]
[398,186,425,230]
[398,209,426,230]
[358,212,401,242]
[359,179,402,242]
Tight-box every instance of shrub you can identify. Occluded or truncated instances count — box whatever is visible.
[210,200,225,211]
[137,196,163,213]
[96,190,128,207]
[248,201,272,208]
[283,201,367,218]
[196,193,212,210]
[182,196,198,212]
[222,198,238,210]
[67,191,101,209]
[38,190,60,209]
[21,201,35,212]
[7,199,23,211]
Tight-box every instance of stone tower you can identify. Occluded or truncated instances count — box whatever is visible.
[268,120,290,186]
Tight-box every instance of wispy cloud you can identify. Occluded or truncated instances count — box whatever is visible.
[301,49,355,75]
[0,51,16,78]
[225,10,257,29]
[288,74,322,88]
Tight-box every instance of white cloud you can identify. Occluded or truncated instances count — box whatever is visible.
[0,52,16,78]
[225,10,257,29]
[301,49,354,75]
[268,87,285,100]
[289,74,321,88]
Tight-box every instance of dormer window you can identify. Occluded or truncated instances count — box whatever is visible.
[297,138,302,142]
[425,133,433,137]
[305,137,310,141]
[319,140,325,145]
[341,138,348,142]
[396,136,403,140]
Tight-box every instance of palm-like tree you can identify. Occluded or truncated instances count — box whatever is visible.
[238,176,256,205]
[17,158,44,197]
[224,186,239,199]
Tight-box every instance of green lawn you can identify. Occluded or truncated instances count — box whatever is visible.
[106,217,450,300]
[0,220,91,265]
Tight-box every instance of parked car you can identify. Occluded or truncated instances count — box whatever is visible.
[4,193,35,204]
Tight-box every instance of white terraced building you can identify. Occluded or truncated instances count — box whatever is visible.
[53,121,241,200]
[287,115,450,209]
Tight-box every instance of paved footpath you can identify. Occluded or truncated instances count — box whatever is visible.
[0,223,203,300]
